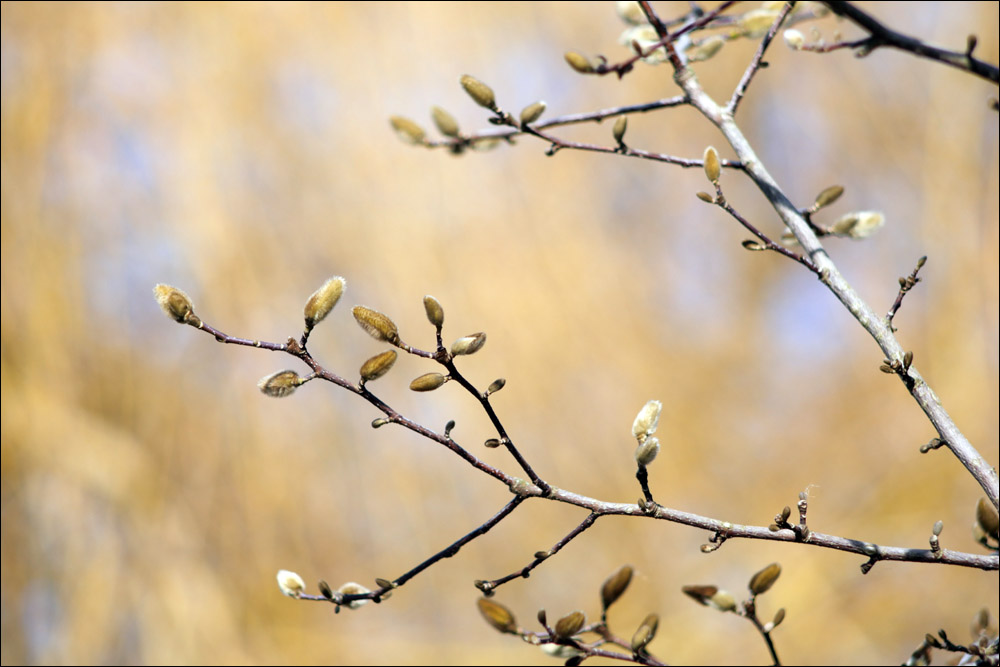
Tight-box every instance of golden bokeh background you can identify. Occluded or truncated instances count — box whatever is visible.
[2,2,997,664]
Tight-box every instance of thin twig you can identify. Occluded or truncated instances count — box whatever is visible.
[300,497,527,605]
[422,97,688,150]
[443,356,550,494]
[743,600,782,666]
[886,256,928,330]
[727,2,794,114]
[706,189,822,276]
[479,512,599,592]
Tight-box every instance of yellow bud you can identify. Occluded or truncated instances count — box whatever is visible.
[630,613,659,652]
[409,372,446,392]
[748,562,781,595]
[976,497,1000,539]
[830,211,885,239]
[337,582,371,609]
[451,332,487,356]
[460,75,497,111]
[813,185,844,209]
[632,400,662,440]
[360,350,397,383]
[276,569,306,597]
[687,36,725,62]
[616,1,646,25]
[783,29,805,49]
[389,116,426,144]
[304,276,346,331]
[703,146,721,183]
[554,610,586,639]
[153,284,200,326]
[352,305,400,344]
[541,645,585,660]
[601,565,633,611]
[258,370,304,398]
[634,437,660,466]
[564,51,594,73]
[487,378,506,395]
[738,9,780,38]
[709,590,737,612]
[613,115,628,145]
[681,585,718,605]
[478,598,518,634]
[423,295,444,328]
[847,211,885,239]
[431,106,460,137]
[519,101,547,126]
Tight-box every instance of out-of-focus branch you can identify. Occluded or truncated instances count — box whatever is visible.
[823,1,1000,85]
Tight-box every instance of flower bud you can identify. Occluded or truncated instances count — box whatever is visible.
[564,51,594,73]
[830,211,885,239]
[431,106,460,137]
[630,613,659,652]
[783,29,805,49]
[409,372,446,392]
[337,582,371,609]
[709,590,737,612]
[304,276,346,331]
[976,497,1000,540]
[460,75,497,111]
[738,8,780,38]
[276,569,306,597]
[749,562,781,595]
[613,115,628,145]
[353,305,399,344]
[616,1,645,25]
[634,437,660,466]
[554,610,586,639]
[601,565,633,611]
[703,146,721,183]
[687,36,724,62]
[258,370,304,398]
[451,332,486,356]
[360,350,397,383]
[389,116,426,144]
[847,211,885,239]
[154,284,200,326]
[681,585,718,605]
[632,400,662,440]
[519,101,546,126]
[813,185,844,209]
[478,598,518,634]
[423,295,444,328]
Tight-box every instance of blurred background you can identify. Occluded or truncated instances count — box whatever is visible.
[2,2,997,664]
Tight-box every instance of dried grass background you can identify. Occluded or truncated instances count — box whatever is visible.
[2,2,997,665]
